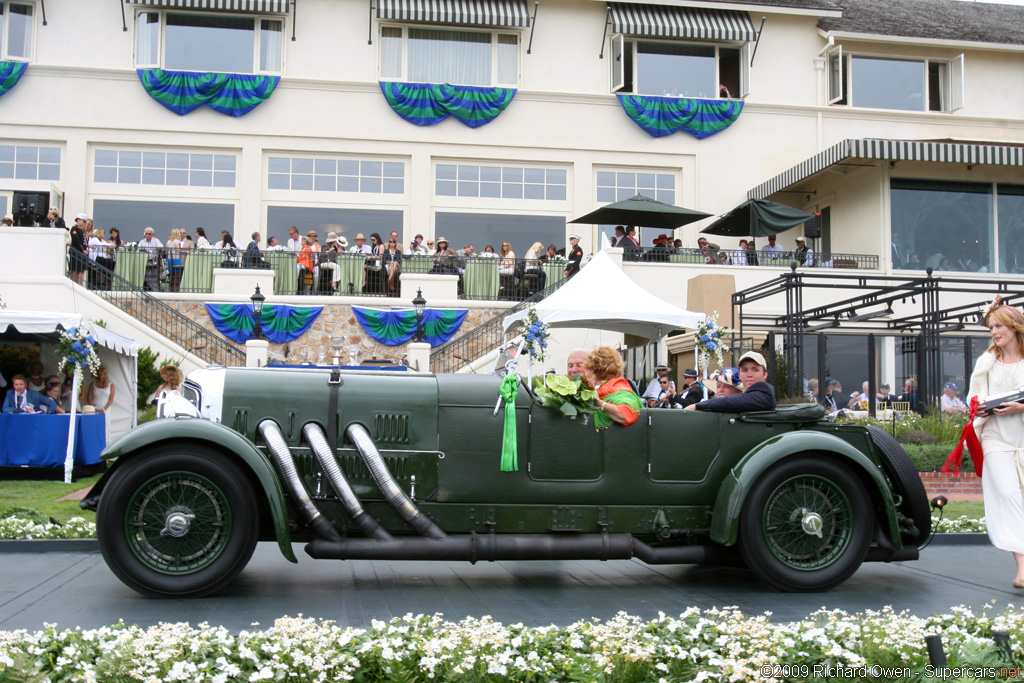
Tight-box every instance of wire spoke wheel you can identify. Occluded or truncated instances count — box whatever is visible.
[739,456,873,592]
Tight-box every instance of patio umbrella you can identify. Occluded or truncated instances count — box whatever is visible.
[569,194,711,229]
[701,198,814,237]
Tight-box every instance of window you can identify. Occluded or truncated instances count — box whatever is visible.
[890,179,992,273]
[435,163,566,200]
[267,156,405,194]
[827,49,964,112]
[596,169,677,245]
[92,199,235,245]
[0,144,60,181]
[135,10,283,74]
[379,25,518,86]
[435,212,565,257]
[0,2,33,61]
[266,206,403,246]
[94,149,237,188]
[612,38,745,98]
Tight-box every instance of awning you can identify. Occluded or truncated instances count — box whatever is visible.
[377,0,531,27]
[749,138,1024,200]
[124,0,290,12]
[609,3,756,42]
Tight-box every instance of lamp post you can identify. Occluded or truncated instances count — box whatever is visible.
[412,288,426,343]
[250,284,266,340]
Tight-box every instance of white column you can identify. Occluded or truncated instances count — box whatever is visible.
[406,341,431,373]
[246,340,269,368]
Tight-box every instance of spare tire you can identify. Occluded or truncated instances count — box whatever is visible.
[866,425,931,546]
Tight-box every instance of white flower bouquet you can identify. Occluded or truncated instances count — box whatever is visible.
[56,324,101,377]
[693,312,733,373]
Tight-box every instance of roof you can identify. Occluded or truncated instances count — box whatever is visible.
[749,138,1024,199]
[819,0,1024,46]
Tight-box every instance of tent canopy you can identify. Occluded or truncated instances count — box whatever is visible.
[0,311,140,439]
[502,251,704,338]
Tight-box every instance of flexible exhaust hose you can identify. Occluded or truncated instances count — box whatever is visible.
[259,420,342,543]
[345,423,446,539]
[303,423,392,541]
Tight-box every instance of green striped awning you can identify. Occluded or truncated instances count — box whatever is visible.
[377,0,530,27]
[125,0,290,12]
[609,3,756,42]
[749,138,1024,200]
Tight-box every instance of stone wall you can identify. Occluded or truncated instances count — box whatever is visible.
[162,301,506,365]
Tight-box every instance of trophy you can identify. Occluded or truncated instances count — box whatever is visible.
[331,336,345,366]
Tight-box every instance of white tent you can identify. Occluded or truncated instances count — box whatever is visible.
[502,251,704,338]
[0,311,140,440]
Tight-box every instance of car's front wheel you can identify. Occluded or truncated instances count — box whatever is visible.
[97,445,259,598]
[738,456,873,592]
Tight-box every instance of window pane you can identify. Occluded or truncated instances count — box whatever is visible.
[998,185,1024,273]
[268,157,289,173]
[15,146,36,162]
[851,57,925,111]
[7,4,33,59]
[38,147,60,164]
[143,168,165,185]
[497,34,517,85]
[190,170,212,186]
[314,159,336,175]
[481,166,501,182]
[95,150,118,167]
[546,185,566,201]
[337,176,358,192]
[337,160,359,176]
[214,155,235,171]
[167,153,189,169]
[524,168,544,183]
[361,177,382,193]
[458,165,478,181]
[361,160,382,177]
[436,164,457,180]
[214,171,235,188]
[93,199,235,245]
[381,26,403,80]
[436,179,456,195]
[143,152,165,168]
[291,174,312,191]
[118,167,141,184]
[480,182,501,198]
[166,13,255,74]
[637,42,716,98]
[119,151,142,167]
[382,178,403,194]
[38,164,59,181]
[314,175,336,192]
[436,212,564,258]
[136,12,160,66]
[167,169,189,185]
[94,166,117,183]
[266,205,402,248]
[268,173,289,190]
[191,154,213,170]
[260,19,282,72]
[890,179,991,273]
[408,28,490,86]
[292,158,313,174]
[383,161,404,178]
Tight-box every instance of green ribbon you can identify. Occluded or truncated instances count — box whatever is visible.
[499,375,519,472]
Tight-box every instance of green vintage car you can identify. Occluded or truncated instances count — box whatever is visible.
[82,366,930,598]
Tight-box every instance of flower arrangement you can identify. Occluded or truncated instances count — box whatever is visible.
[545,254,567,263]
[0,515,96,540]
[694,312,733,373]
[517,308,549,362]
[56,325,101,377]
[2,606,1022,682]
[532,373,597,419]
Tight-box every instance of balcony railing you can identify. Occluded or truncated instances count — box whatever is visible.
[627,246,879,269]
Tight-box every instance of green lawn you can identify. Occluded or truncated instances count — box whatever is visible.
[0,474,102,523]
[939,500,983,520]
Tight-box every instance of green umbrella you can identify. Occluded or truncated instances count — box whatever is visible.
[701,198,814,237]
[569,194,711,230]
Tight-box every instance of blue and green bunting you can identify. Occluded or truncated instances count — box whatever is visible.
[617,95,743,139]
[138,69,280,117]
[352,307,468,347]
[380,82,516,128]
[0,61,27,100]
[205,303,322,344]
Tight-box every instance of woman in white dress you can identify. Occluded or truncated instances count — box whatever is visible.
[86,365,116,414]
[969,298,1024,588]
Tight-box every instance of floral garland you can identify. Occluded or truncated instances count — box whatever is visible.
[57,325,101,377]
[517,308,549,362]
[694,312,733,373]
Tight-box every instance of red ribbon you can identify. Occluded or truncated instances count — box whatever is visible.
[942,395,983,477]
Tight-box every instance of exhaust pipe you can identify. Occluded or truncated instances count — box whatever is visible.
[259,420,342,543]
[346,423,446,539]
[306,533,739,565]
[303,423,391,541]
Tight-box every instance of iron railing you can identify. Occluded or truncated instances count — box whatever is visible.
[69,248,246,367]
[627,246,880,269]
[430,273,574,373]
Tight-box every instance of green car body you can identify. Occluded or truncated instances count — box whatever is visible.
[84,367,930,598]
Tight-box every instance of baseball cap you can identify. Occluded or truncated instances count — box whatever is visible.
[944,382,958,391]
[880,383,890,389]
[737,351,767,369]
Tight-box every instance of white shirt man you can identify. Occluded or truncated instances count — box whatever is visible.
[286,227,302,252]
[761,234,784,257]
[941,382,967,415]
[641,365,674,408]
[409,234,428,255]
[353,233,372,255]
[138,228,163,262]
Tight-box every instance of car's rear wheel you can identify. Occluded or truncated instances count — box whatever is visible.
[97,445,259,598]
[866,425,932,546]
[738,456,873,591]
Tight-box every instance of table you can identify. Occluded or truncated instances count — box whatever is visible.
[337,254,366,295]
[542,262,566,290]
[464,259,499,299]
[402,255,434,274]
[668,252,705,264]
[0,414,105,467]
[113,251,147,289]
[179,250,221,293]
[266,252,298,295]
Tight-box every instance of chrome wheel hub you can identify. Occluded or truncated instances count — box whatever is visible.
[800,508,824,538]
[159,507,196,538]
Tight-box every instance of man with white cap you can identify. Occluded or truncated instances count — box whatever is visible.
[565,233,583,277]
[794,234,814,267]
[686,351,776,412]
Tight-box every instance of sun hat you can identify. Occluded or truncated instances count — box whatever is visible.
[737,351,768,369]
[711,367,743,389]
[307,230,318,237]
[654,363,669,371]
[355,233,366,239]
[325,232,339,243]
[653,234,671,245]
[338,235,349,248]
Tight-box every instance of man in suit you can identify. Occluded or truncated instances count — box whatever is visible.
[891,230,902,269]
[243,231,268,269]
[2,375,56,413]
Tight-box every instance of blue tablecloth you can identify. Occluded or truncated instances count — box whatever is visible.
[0,414,106,467]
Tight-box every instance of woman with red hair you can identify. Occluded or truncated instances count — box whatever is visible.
[582,346,642,429]
[970,296,1024,588]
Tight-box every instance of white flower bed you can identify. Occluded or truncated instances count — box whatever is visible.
[933,514,988,534]
[0,516,96,540]
[1,607,1021,682]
